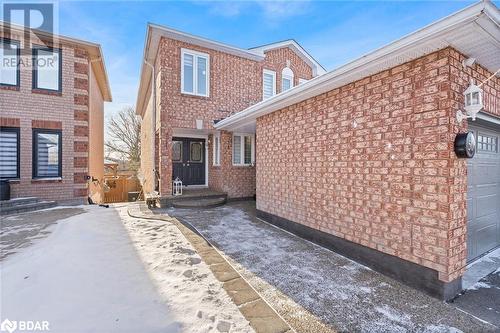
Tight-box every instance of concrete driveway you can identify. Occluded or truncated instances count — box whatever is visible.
[166,201,499,333]
[1,206,178,333]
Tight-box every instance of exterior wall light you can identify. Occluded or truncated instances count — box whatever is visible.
[456,80,483,124]
[456,68,500,125]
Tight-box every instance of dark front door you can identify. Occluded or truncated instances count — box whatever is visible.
[172,137,205,186]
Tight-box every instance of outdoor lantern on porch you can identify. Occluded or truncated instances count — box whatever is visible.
[456,80,484,124]
[173,177,183,196]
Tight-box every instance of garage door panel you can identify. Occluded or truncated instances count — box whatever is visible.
[475,194,498,217]
[467,123,500,262]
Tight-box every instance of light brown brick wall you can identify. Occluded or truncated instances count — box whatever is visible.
[256,47,500,282]
[140,37,314,197]
[0,31,104,203]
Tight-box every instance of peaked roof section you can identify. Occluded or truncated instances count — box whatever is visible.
[0,21,112,102]
[249,40,326,76]
[215,0,500,132]
[135,23,325,115]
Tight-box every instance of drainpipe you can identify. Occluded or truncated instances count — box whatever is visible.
[143,60,157,193]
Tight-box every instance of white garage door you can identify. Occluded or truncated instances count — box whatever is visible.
[467,123,500,262]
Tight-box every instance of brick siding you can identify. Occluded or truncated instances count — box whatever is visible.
[255,47,500,282]
[0,29,104,203]
[145,37,315,197]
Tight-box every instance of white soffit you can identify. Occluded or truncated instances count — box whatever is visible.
[215,1,500,131]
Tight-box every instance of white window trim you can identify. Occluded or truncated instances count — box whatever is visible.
[213,132,221,166]
[232,133,255,166]
[263,69,276,100]
[181,48,210,97]
[281,67,294,92]
[298,78,308,85]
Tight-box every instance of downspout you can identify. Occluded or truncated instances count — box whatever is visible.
[143,60,157,193]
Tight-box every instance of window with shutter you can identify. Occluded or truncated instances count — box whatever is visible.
[263,69,276,100]
[0,128,20,179]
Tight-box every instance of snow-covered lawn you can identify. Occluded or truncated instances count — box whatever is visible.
[1,204,252,333]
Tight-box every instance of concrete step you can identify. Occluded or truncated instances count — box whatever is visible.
[172,197,226,209]
[0,197,40,208]
[0,201,57,216]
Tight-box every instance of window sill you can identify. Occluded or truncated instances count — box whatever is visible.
[0,85,20,91]
[232,164,255,168]
[31,177,62,184]
[181,92,210,99]
[1,178,20,183]
[32,88,62,97]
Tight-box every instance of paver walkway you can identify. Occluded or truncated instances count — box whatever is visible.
[129,204,292,333]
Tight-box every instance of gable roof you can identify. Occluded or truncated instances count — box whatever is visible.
[249,39,326,76]
[0,21,112,102]
[135,23,325,115]
[215,0,500,132]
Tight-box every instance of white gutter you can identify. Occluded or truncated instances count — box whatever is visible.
[215,0,499,131]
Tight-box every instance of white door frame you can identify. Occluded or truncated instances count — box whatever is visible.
[171,132,209,187]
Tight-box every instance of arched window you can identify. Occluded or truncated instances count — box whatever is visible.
[281,67,294,92]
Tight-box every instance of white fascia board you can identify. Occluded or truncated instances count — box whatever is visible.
[148,23,264,61]
[250,39,327,76]
[215,1,497,131]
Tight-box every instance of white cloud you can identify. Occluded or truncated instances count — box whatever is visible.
[257,0,310,19]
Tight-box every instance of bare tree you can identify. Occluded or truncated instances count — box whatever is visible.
[105,106,141,171]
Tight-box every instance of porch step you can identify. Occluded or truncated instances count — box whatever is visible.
[0,198,57,215]
[172,197,226,209]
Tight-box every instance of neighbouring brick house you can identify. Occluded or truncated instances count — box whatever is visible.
[136,24,325,200]
[0,23,112,203]
[215,1,500,300]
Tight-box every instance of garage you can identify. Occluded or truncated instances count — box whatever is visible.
[467,121,500,262]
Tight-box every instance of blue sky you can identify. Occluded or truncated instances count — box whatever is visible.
[56,0,487,121]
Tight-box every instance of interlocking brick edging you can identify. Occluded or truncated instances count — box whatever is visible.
[127,203,292,333]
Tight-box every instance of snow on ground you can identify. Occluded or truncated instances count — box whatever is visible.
[167,202,496,333]
[115,205,253,333]
[1,205,179,333]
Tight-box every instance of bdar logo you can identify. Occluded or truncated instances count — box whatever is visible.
[0,319,17,333]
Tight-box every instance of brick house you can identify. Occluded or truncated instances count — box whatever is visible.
[215,1,500,300]
[0,23,112,203]
[135,24,325,200]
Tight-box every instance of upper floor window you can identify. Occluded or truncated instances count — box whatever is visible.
[33,46,62,92]
[281,67,294,92]
[0,38,20,87]
[181,48,209,97]
[233,134,254,166]
[263,69,276,100]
